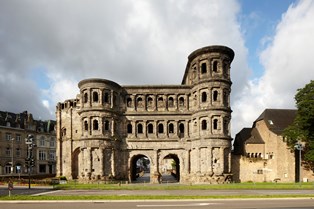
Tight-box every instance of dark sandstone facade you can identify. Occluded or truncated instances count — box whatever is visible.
[56,45,234,183]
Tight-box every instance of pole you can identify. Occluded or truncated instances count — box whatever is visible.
[11,138,14,176]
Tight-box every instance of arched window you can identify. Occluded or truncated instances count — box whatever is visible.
[104,120,110,131]
[137,124,143,134]
[168,97,174,107]
[147,124,153,134]
[213,60,218,72]
[84,93,88,103]
[213,90,218,101]
[93,119,99,130]
[158,124,164,134]
[201,62,207,74]
[137,97,143,108]
[213,119,218,130]
[158,97,164,107]
[179,123,184,137]
[169,123,174,134]
[179,97,184,107]
[84,121,88,131]
[127,98,132,107]
[127,124,132,134]
[147,97,153,107]
[201,120,207,130]
[201,92,207,102]
[93,92,99,102]
[104,92,110,103]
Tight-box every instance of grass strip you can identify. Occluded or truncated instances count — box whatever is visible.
[1,194,314,201]
[53,182,314,190]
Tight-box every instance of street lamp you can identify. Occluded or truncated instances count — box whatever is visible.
[294,141,303,183]
[25,134,34,189]
[11,138,15,176]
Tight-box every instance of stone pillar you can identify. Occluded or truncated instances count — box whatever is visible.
[111,148,115,177]
[86,147,92,179]
[110,90,114,108]
[208,147,213,175]
[99,148,104,177]
[220,147,225,175]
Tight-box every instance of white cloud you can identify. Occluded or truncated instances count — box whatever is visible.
[232,0,314,135]
[0,0,253,137]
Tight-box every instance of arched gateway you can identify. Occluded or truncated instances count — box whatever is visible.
[56,46,234,184]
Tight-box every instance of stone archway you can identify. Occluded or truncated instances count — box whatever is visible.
[72,147,81,179]
[129,154,151,183]
[160,154,180,183]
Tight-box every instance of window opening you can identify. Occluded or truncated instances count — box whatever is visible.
[179,97,184,107]
[137,124,143,134]
[104,92,110,103]
[84,93,88,103]
[93,119,99,130]
[127,98,132,107]
[127,124,132,134]
[84,121,88,131]
[201,120,207,130]
[168,97,174,107]
[213,119,218,130]
[158,124,164,133]
[213,61,218,72]
[169,123,174,134]
[201,92,207,102]
[148,124,154,134]
[213,90,218,101]
[104,120,110,131]
[201,63,207,74]
[93,92,99,102]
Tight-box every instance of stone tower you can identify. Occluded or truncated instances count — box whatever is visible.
[56,45,234,183]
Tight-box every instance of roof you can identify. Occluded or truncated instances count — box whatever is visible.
[254,109,297,135]
[233,127,264,155]
[0,110,56,133]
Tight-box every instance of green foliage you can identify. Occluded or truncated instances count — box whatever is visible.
[283,80,314,169]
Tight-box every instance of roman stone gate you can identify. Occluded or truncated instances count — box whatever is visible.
[56,45,234,184]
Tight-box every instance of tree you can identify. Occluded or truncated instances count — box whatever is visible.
[283,80,314,170]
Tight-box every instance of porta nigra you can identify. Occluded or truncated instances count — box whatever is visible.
[56,45,234,184]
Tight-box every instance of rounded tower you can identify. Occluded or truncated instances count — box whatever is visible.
[182,45,234,181]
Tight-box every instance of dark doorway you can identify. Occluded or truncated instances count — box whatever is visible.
[160,154,180,183]
[130,155,150,183]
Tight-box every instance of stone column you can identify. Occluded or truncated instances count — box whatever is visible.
[220,147,225,175]
[99,148,104,177]
[111,148,115,177]
[86,147,92,179]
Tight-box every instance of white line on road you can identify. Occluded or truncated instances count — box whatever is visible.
[137,202,221,207]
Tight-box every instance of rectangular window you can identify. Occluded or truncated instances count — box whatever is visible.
[16,148,21,157]
[49,150,55,160]
[6,148,11,156]
[6,133,11,141]
[39,150,46,160]
[16,134,21,142]
[39,164,46,173]
[50,139,55,147]
[40,138,45,147]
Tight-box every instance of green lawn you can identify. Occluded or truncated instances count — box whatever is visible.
[53,181,314,190]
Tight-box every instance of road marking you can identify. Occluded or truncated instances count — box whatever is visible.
[137,202,220,207]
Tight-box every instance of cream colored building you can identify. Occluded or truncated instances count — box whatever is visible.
[56,45,234,184]
[0,111,56,177]
[232,109,314,183]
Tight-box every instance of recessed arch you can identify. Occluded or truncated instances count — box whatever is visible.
[160,153,180,183]
[129,154,151,183]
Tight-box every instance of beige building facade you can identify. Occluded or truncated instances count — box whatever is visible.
[56,45,234,183]
[0,111,56,177]
[232,109,314,183]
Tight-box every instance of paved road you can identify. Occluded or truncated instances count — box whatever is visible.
[1,184,314,197]
[0,199,314,209]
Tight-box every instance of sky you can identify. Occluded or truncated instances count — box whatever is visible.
[0,0,313,138]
